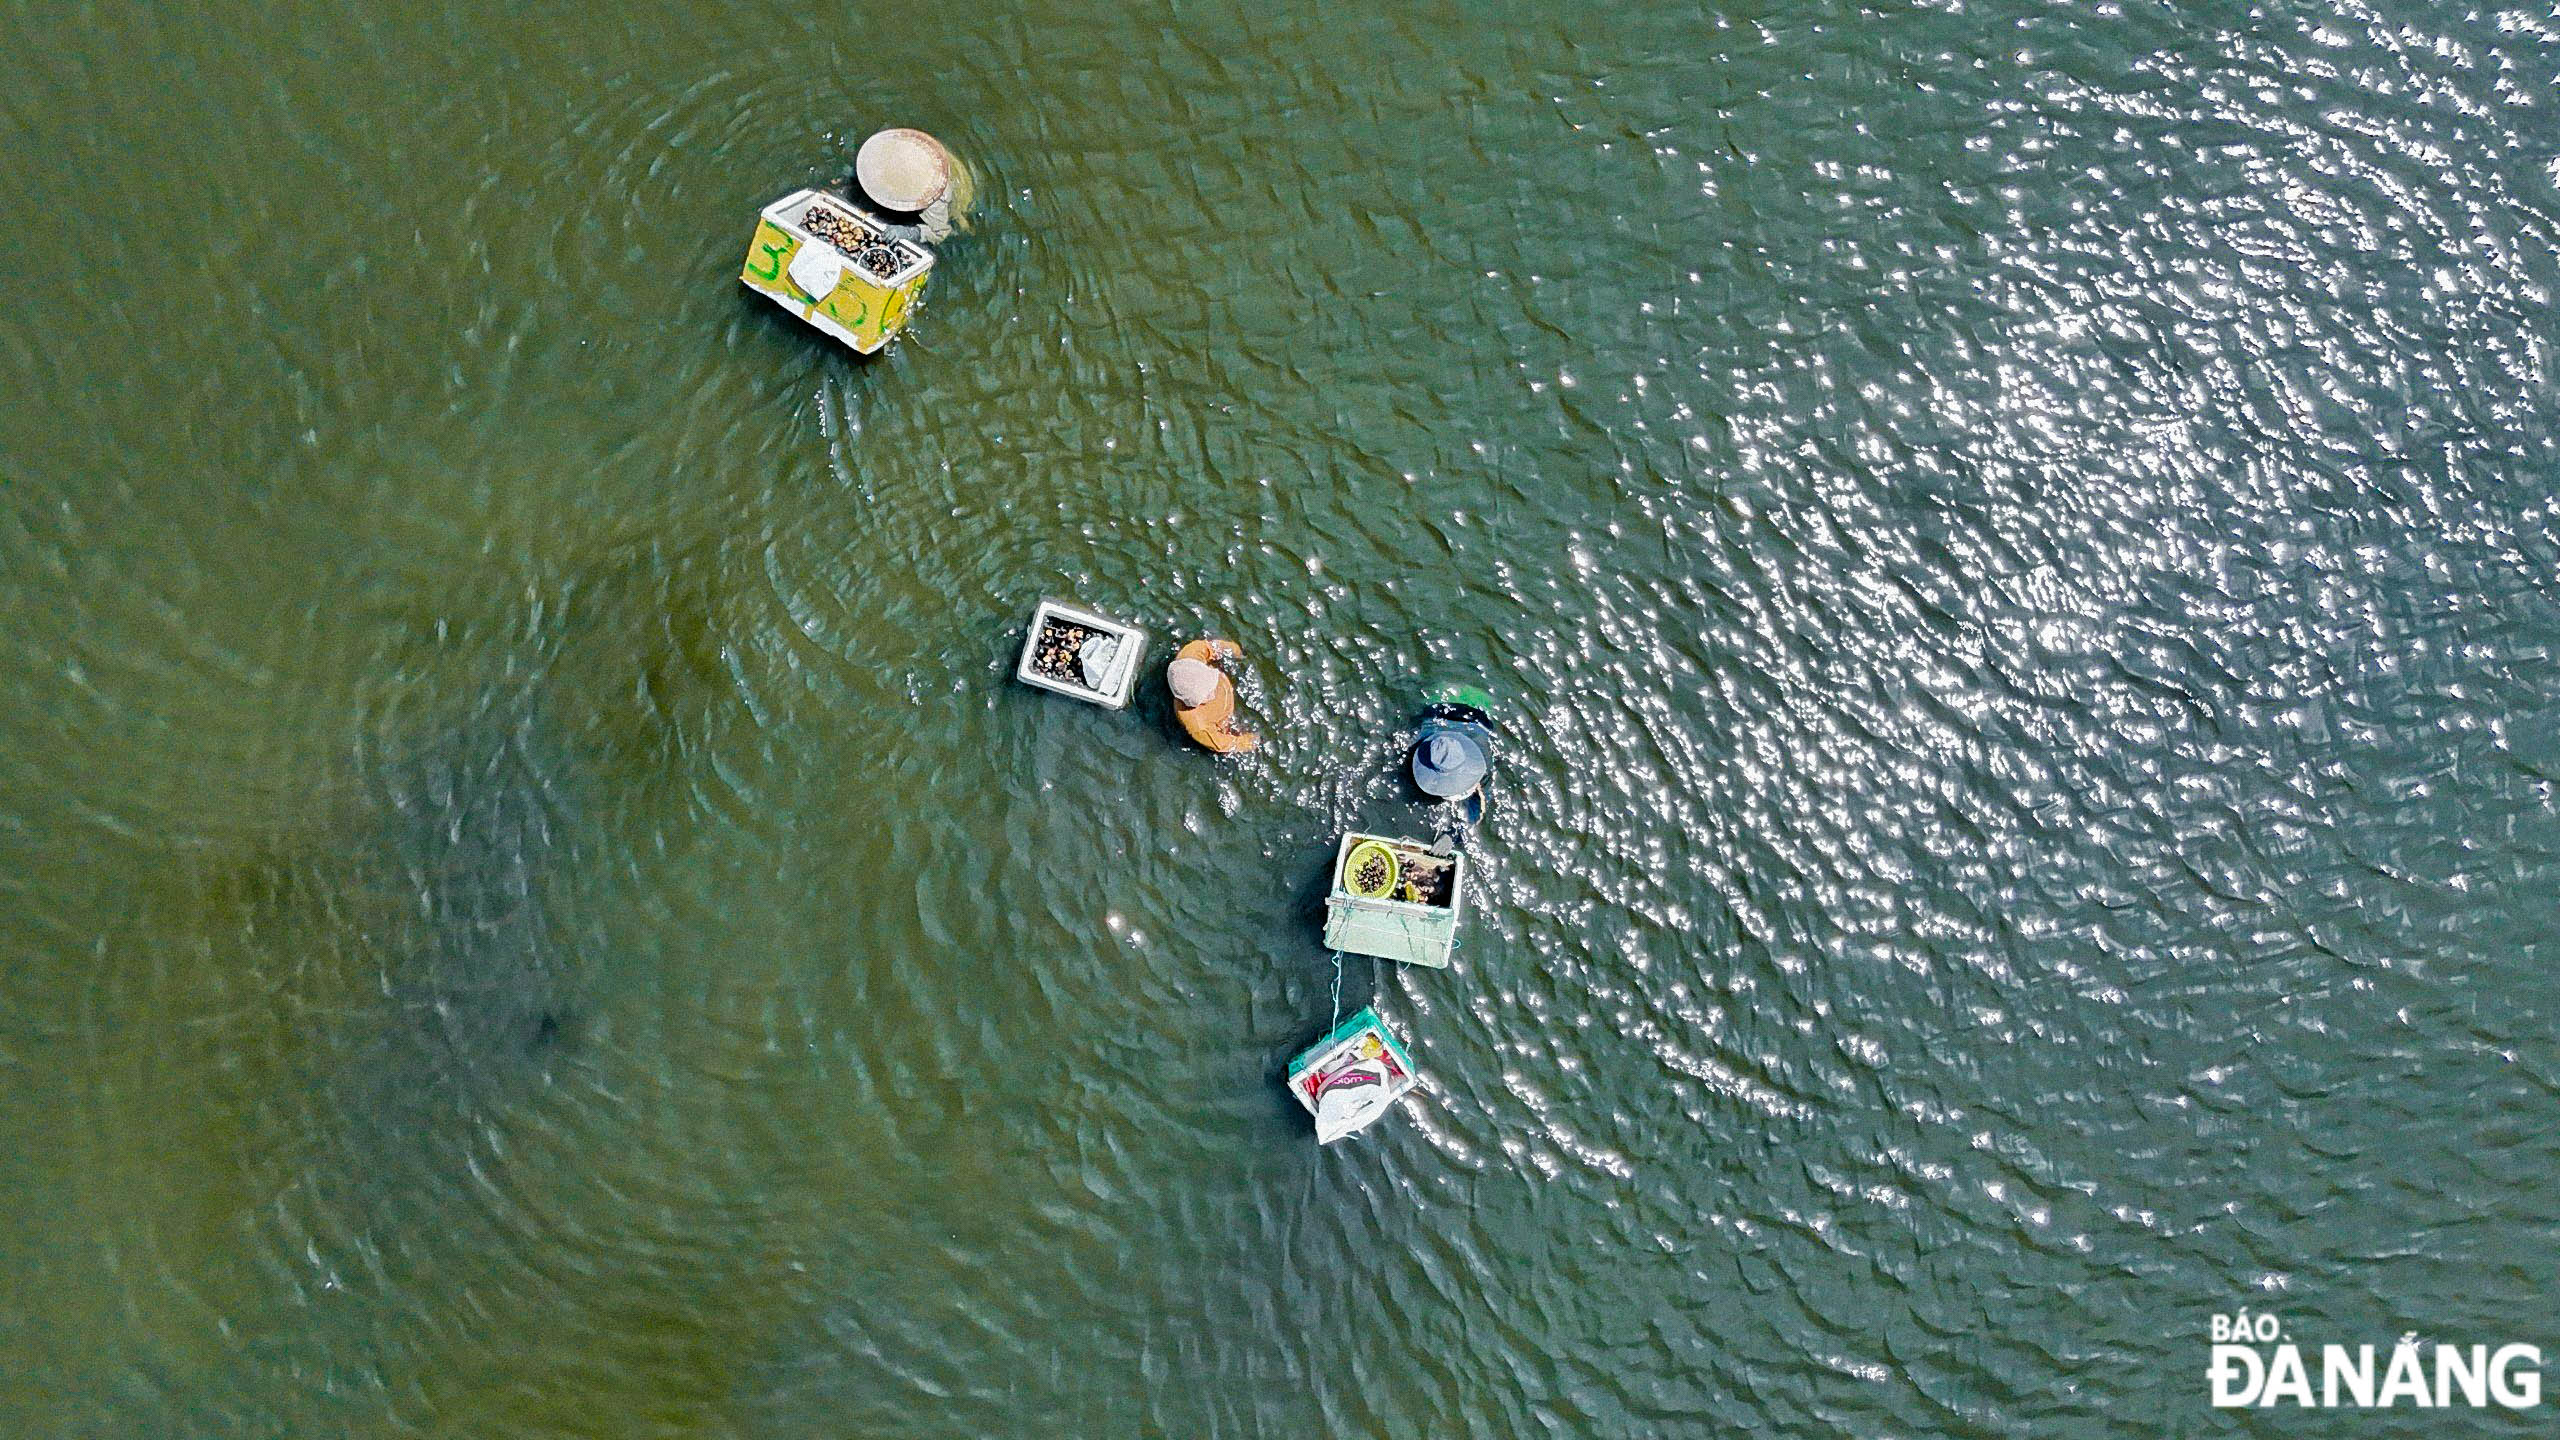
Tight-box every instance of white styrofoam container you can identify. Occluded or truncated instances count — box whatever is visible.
[765,190,934,286]
[1285,1008,1421,1143]
[742,189,936,354]
[1014,598,1147,709]
[1321,831,1465,968]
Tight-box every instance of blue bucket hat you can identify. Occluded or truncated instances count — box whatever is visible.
[1411,725,1489,798]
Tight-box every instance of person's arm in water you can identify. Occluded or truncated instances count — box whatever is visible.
[918,193,953,243]
[926,151,976,240]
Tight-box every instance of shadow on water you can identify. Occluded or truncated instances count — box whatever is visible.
[353,702,577,1111]
[2,526,817,1435]
[287,536,755,1133]
[4,704,593,1436]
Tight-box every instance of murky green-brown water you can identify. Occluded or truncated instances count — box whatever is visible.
[6,0,2560,1434]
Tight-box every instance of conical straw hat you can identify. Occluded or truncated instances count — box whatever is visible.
[1166,657,1220,707]
[856,129,951,212]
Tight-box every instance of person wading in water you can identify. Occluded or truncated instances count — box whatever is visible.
[1409,690,1493,833]
[848,128,975,244]
[1166,639,1259,754]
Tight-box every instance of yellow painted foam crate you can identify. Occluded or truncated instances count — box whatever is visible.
[740,189,934,354]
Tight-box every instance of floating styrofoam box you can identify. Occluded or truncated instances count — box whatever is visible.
[1287,1007,1421,1143]
[740,189,935,354]
[1014,598,1147,709]
[1321,831,1466,968]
